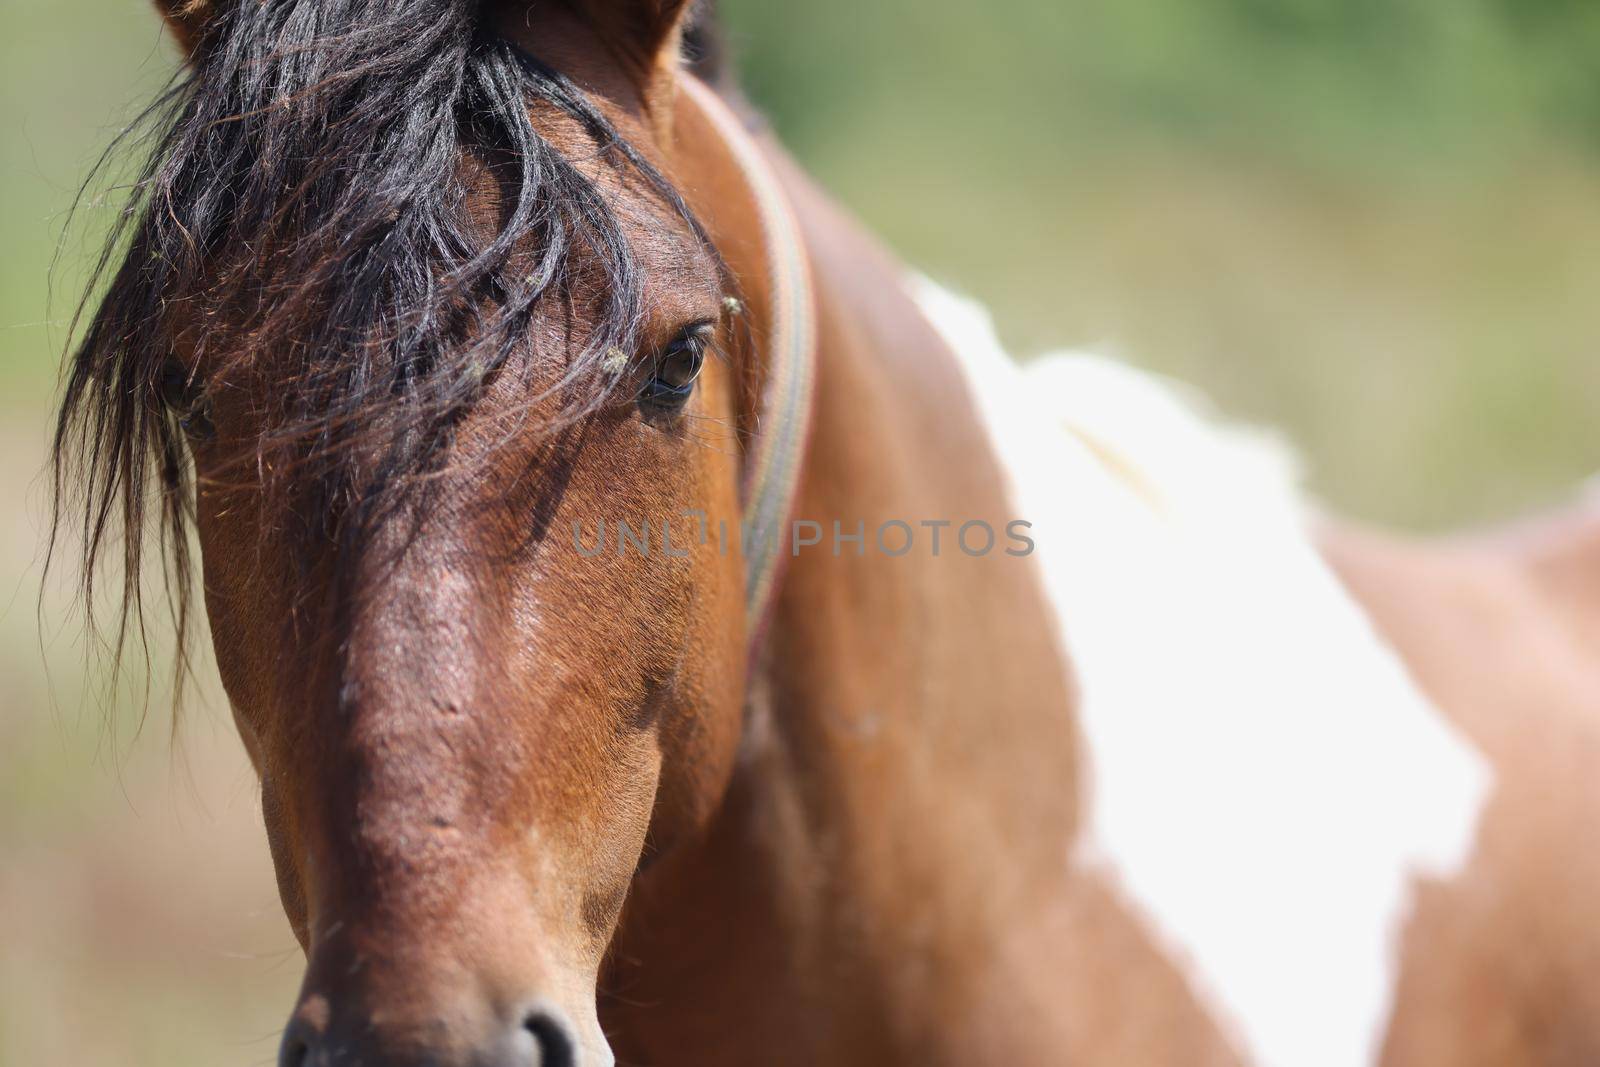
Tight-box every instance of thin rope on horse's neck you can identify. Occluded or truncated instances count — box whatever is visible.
[677,74,817,655]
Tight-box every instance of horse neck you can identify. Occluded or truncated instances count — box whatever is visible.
[603,150,1087,1062]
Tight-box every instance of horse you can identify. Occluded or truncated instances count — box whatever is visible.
[50,1,1600,1064]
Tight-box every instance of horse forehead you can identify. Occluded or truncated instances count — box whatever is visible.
[346,546,482,677]
[326,438,597,717]
[514,53,712,281]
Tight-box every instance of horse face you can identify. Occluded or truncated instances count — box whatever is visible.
[69,2,747,1064]
[202,215,743,1067]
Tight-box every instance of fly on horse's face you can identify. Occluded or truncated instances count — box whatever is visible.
[75,1,756,1063]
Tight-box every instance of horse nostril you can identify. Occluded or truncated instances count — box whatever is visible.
[277,1031,311,1067]
[522,1004,577,1067]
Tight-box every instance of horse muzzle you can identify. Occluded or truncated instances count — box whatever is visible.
[277,989,610,1067]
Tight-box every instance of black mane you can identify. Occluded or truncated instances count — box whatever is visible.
[51,0,718,688]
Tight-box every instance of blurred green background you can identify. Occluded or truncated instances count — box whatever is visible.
[3,0,1598,1063]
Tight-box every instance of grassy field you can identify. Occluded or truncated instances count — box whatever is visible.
[3,1,1599,1063]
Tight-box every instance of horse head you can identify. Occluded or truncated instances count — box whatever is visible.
[55,1,794,1061]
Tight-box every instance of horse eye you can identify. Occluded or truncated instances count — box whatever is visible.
[639,328,709,415]
[159,361,215,443]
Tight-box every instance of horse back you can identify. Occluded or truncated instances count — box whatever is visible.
[1493,492,1600,673]
[1321,516,1600,1067]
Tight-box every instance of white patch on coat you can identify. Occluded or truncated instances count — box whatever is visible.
[909,277,1491,1067]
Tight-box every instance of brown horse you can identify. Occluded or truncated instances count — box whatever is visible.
[52,1,1600,1065]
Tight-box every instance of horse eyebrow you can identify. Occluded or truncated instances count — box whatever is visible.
[49,6,722,716]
